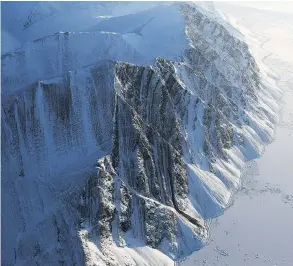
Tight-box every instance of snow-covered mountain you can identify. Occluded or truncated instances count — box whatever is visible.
[1,2,280,266]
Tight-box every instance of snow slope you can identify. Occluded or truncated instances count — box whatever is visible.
[1,2,280,266]
[181,2,293,265]
[2,3,187,94]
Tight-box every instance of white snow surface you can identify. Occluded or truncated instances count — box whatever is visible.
[2,2,187,94]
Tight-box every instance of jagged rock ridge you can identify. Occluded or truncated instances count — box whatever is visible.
[1,2,279,266]
[78,4,279,265]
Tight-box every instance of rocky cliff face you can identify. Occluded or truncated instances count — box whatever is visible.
[1,2,279,266]
[1,60,116,266]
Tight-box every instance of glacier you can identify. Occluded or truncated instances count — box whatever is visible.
[1,2,280,266]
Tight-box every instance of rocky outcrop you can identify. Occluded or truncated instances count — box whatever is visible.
[78,42,277,263]
[77,4,278,265]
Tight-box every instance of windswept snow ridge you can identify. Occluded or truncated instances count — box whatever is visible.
[1,2,279,266]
